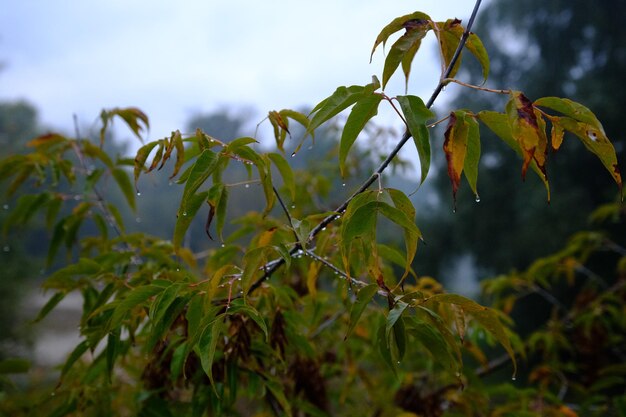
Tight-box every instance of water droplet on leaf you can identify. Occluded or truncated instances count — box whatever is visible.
[511,376,516,381]
[342,183,346,187]
[291,205,295,209]
[475,195,481,203]
[245,184,250,188]
[183,212,187,216]
[221,243,225,248]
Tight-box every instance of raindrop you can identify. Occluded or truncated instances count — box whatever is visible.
[397,361,401,364]
[136,192,141,196]
[168,181,173,186]
[442,85,447,91]
[291,205,295,209]
[73,195,82,201]
[308,145,313,150]
[3,245,9,252]
[322,227,326,231]
[2,204,8,210]
[183,211,187,216]
[511,376,516,381]
[475,195,481,203]
[291,152,297,158]
[587,131,598,142]
[50,392,56,397]
[245,184,250,188]
[135,217,142,223]
[176,268,180,272]
[221,243,225,248]
[342,183,346,187]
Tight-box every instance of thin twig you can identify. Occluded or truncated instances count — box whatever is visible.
[444,78,511,95]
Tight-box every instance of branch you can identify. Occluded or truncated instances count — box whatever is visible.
[248,0,485,292]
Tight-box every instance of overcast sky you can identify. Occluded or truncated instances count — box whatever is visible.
[1,0,480,142]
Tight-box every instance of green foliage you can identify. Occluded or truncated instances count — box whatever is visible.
[1,3,624,417]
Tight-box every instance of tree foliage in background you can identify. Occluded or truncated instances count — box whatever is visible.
[1,2,625,416]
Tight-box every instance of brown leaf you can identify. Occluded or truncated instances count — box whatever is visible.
[443,111,469,205]
[506,92,548,180]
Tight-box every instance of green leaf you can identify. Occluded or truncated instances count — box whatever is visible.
[149,282,186,327]
[307,81,378,136]
[226,299,269,340]
[386,301,408,341]
[341,199,420,280]
[370,12,431,61]
[376,318,396,375]
[181,149,218,206]
[478,110,551,200]
[396,95,434,185]
[109,285,166,330]
[44,258,102,290]
[174,191,209,250]
[551,116,622,191]
[339,94,383,177]
[60,340,90,379]
[197,319,224,393]
[387,302,408,360]
[464,115,481,199]
[534,96,603,127]
[405,316,457,371]
[264,377,293,417]
[345,284,379,339]
[268,152,295,200]
[111,168,136,212]
[427,293,517,377]
[382,25,429,90]
[33,292,66,323]
[432,19,465,79]
[465,32,490,83]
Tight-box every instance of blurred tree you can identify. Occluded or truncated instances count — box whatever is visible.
[415,1,626,284]
[0,100,42,358]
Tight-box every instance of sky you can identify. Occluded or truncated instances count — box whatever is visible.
[0,0,479,144]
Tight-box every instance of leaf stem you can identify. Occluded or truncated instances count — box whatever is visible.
[443,78,511,94]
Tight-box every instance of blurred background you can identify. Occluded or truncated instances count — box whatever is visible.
[1,0,624,383]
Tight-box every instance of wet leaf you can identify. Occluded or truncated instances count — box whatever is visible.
[427,293,517,377]
[345,284,379,340]
[382,24,429,90]
[432,19,464,79]
[370,12,431,62]
[396,95,434,185]
[443,111,469,204]
[174,191,209,249]
[268,152,295,200]
[111,168,136,212]
[478,110,551,200]
[535,97,622,192]
[307,77,380,137]
[181,149,217,207]
[506,91,548,180]
[134,141,160,189]
[339,94,383,177]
